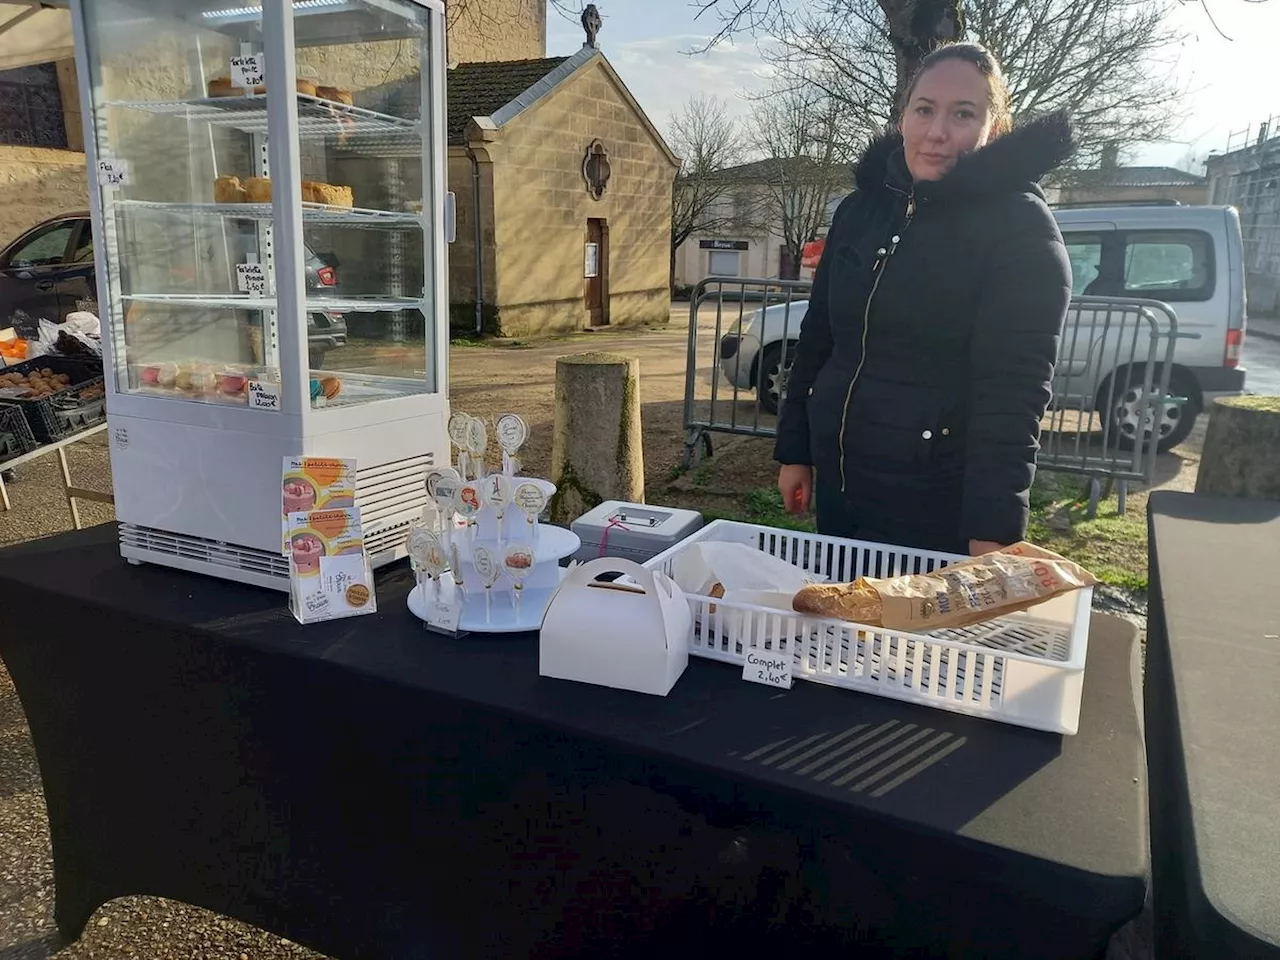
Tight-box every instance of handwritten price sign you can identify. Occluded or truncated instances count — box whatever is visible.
[96,159,130,187]
[742,649,793,690]
[236,262,266,296]
[248,380,281,411]
[229,54,265,91]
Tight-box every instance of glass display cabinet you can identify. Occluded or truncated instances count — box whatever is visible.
[70,0,450,589]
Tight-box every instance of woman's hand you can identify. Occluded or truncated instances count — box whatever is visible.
[969,539,1005,557]
[778,465,814,514]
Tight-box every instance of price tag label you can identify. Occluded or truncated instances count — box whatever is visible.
[426,591,463,632]
[229,54,265,91]
[742,649,793,690]
[248,379,281,411]
[96,159,130,187]
[236,262,267,296]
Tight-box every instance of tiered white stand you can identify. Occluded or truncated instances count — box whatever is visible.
[405,478,581,633]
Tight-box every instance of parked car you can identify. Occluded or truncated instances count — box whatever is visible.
[0,212,347,368]
[719,203,1248,451]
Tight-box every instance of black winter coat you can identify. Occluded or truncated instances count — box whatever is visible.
[774,112,1075,554]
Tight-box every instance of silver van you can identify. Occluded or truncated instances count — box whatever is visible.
[1052,203,1247,449]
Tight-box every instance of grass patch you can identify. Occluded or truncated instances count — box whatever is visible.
[1028,471,1148,591]
[696,486,817,534]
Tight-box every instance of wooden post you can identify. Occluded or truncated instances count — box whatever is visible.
[1195,396,1280,500]
[549,352,644,524]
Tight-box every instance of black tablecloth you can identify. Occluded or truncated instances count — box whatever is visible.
[1147,492,1280,958]
[0,526,1148,960]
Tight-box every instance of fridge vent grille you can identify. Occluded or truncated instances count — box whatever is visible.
[119,525,290,578]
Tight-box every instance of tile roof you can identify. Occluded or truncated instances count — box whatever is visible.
[446,57,569,145]
[1056,165,1206,188]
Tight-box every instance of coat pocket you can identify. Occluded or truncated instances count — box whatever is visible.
[842,382,956,474]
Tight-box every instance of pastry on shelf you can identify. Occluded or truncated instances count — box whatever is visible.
[317,85,354,106]
[245,177,272,203]
[216,371,248,397]
[207,76,317,97]
[214,175,247,204]
[302,181,354,208]
[208,76,261,97]
[320,375,342,400]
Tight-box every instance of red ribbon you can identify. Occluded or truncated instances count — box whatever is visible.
[598,516,630,558]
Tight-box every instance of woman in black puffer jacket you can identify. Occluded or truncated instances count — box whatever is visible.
[775,43,1074,558]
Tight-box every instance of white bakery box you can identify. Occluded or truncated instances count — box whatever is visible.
[641,520,1094,735]
[570,501,703,564]
[540,557,691,697]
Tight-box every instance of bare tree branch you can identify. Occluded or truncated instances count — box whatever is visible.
[747,83,859,277]
[667,95,757,290]
[759,0,1186,165]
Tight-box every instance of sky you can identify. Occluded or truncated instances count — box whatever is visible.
[545,0,1277,169]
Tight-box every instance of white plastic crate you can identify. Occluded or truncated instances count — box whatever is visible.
[643,520,1092,735]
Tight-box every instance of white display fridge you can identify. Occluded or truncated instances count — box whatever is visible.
[70,0,451,589]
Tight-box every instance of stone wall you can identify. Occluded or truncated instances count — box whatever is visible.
[446,0,545,64]
[485,59,677,337]
[0,147,89,248]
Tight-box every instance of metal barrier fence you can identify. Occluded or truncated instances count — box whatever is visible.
[681,276,811,464]
[682,279,1188,517]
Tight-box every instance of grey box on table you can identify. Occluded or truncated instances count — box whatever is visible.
[570,501,703,564]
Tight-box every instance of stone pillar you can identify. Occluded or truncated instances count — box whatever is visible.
[1195,396,1280,500]
[549,352,644,524]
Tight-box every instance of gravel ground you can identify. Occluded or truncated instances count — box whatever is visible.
[0,302,1171,959]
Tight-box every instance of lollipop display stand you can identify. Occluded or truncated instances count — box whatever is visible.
[405,413,580,634]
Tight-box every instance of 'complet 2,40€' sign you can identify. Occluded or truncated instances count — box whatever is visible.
[742,648,793,690]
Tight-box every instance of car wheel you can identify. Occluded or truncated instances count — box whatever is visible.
[757,342,793,417]
[1098,369,1199,454]
[308,348,327,371]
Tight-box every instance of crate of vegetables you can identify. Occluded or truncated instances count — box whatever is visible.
[0,404,37,463]
[0,356,105,443]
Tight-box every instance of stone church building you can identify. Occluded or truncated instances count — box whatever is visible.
[445,9,678,337]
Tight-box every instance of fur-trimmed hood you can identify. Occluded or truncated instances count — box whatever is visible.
[854,110,1076,199]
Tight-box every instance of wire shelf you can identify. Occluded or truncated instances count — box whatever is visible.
[107,93,420,149]
[111,199,423,229]
[122,293,425,314]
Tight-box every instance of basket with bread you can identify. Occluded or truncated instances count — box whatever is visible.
[643,521,1098,734]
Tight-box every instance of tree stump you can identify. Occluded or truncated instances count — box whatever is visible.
[549,352,644,524]
[1195,396,1280,500]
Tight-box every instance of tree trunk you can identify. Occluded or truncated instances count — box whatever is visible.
[669,243,678,297]
[1195,396,1280,500]
[549,353,645,525]
[878,0,966,108]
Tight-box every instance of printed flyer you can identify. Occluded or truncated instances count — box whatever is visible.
[281,456,357,554]
[287,506,377,624]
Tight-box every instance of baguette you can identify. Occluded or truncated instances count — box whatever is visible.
[792,580,884,624]
[792,543,1097,631]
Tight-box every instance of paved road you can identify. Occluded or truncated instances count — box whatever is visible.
[1243,332,1280,395]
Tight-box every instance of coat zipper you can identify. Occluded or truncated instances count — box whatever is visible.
[838,193,916,493]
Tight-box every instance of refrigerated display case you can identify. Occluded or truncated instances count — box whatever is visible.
[70,0,451,589]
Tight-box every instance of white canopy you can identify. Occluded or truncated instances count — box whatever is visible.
[0,1,72,72]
